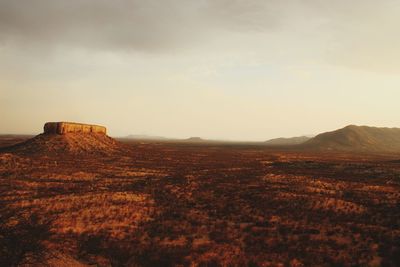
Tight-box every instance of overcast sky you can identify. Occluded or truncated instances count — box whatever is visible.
[1,0,400,140]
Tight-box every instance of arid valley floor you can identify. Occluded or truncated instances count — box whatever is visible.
[1,135,400,266]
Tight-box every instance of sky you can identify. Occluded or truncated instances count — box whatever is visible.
[1,0,400,140]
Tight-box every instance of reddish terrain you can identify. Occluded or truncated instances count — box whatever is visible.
[0,134,399,266]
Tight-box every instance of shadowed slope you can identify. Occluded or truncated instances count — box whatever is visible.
[303,125,400,152]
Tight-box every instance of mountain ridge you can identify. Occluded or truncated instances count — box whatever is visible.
[302,125,400,152]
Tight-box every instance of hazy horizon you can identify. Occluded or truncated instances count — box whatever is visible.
[1,0,400,141]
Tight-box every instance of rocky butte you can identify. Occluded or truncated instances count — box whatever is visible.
[0,122,122,155]
[44,122,107,135]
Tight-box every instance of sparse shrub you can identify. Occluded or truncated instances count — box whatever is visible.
[0,205,53,266]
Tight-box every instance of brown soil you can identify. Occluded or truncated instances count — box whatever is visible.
[0,137,399,266]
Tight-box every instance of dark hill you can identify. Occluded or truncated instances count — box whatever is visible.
[303,125,400,152]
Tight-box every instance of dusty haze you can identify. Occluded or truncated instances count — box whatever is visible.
[1,0,400,139]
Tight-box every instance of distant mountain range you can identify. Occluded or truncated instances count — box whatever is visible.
[122,135,227,143]
[264,125,400,152]
[125,126,400,152]
[123,134,172,140]
[264,136,311,146]
[301,125,400,152]
[183,137,205,142]
[2,125,400,153]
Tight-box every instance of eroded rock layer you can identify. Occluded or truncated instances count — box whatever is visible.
[44,122,106,135]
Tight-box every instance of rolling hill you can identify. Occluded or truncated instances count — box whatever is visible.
[303,125,400,152]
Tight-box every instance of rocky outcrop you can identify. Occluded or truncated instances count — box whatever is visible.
[44,122,106,135]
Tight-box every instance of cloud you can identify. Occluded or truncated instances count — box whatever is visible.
[0,0,183,51]
[0,0,399,72]
[0,0,283,52]
[306,0,400,73]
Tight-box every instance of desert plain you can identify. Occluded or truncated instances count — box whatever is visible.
[0,130,399,266]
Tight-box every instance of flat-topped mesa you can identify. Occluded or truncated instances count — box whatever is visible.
[44,122,107,135]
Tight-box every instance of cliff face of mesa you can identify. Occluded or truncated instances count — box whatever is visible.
[44,122,107,135]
